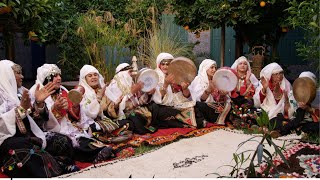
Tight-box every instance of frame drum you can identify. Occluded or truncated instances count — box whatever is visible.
[167,57,197,84]
[212,67,238,92]
[68,85,85,104]
[137,68,159,92]
[293,77,316,104]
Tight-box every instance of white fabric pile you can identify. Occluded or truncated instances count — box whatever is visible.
[62,129,300,178]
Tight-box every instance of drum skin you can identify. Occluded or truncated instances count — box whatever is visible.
[68,85,85,104]
[137,68,159,92]
[293,77,316,104]
[167,57,197,84]
[212,67,238,92]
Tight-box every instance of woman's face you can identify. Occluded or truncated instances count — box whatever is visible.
[237,61,248,73]
[52,74,62,90]
[12,65,23,88]
[271,71,284,84]
[85,72,100,88]
[159,60,171,75]
[206,65,217,78]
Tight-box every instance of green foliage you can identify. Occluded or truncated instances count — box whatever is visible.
[75,11,131,81]
[286,0,320,70]
[217,111,289,178]
[170,0,291,49]
[137,19,195,68]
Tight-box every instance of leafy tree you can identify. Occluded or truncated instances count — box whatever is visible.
[170,0,293,59]
[286,0,320,70]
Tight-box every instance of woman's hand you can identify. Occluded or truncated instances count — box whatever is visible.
[53,95,68,111]
[164,74,175,86]
[20,90,31,110]
[180,82,190,90]
[131,82,144,94]
[246,69,251,84]
[97,84,107,101]
[147,88,156,95]
[34,82,56,104]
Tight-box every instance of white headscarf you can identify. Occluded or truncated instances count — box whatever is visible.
[155,52,174,85]
[253,62,293,119]
[0,60,46,148]
[189,59,217,102]
[231,56,259,88]
[299,71,317,84]
[115,63,130,74]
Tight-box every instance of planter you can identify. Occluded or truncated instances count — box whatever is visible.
[251,46,265,78]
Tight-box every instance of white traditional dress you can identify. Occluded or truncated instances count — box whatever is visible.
[189,59,231,124]
[253,62,295,119]
[0,60,65,177]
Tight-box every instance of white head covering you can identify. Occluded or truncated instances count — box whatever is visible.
[231,56,259,88]
[29,64,63,104]
[155,52,174,84]
[0,60,19,107]
[259,63,284,82]
[36,64,61,84]
[115,63,130,74]
[0,60,47,148]
[299,71,317,84]
[189,59,216,102]
[253,62,293,119]
[79,64,105,101]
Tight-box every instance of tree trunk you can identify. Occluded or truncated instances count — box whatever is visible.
[235,27,243,59]
[220,24,225,67]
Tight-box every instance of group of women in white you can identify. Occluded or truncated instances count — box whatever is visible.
[0,52,318,177]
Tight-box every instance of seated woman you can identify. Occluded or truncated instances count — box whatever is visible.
[105,63,157,134]
[78,65,119,135]
[189,59,231,125]
[229,56,259,125]
[270,71,319,137]
[0,60,73,177]
[253,62,295,125]
[152,53,206,128]
[29,64,113,163]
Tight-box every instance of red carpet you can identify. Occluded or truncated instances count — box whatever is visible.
[0,123,225,178]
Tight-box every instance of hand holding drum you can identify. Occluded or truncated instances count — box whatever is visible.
[68,85,85,104]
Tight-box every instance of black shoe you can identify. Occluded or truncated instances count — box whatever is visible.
[93,146,113,163]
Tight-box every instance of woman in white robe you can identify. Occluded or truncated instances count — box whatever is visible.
[189,59,231,125]
[253,62,295,120]
[105,63,157,134]
[29,64,113,163]
[0,60,67,177]
[152,53,207,128]
[229,56,259,125]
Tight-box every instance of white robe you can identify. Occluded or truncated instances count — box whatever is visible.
[253,63,294,119]
[0,60,46,148]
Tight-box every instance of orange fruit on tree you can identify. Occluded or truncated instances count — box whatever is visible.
[260,1,266,7]
[184,25,189,30]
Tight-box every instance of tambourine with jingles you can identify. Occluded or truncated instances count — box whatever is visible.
[167,57,197,84]
[137,68,159,92]
[293,77,316,104]
[68,85,85,104]
[212,67,238,92]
